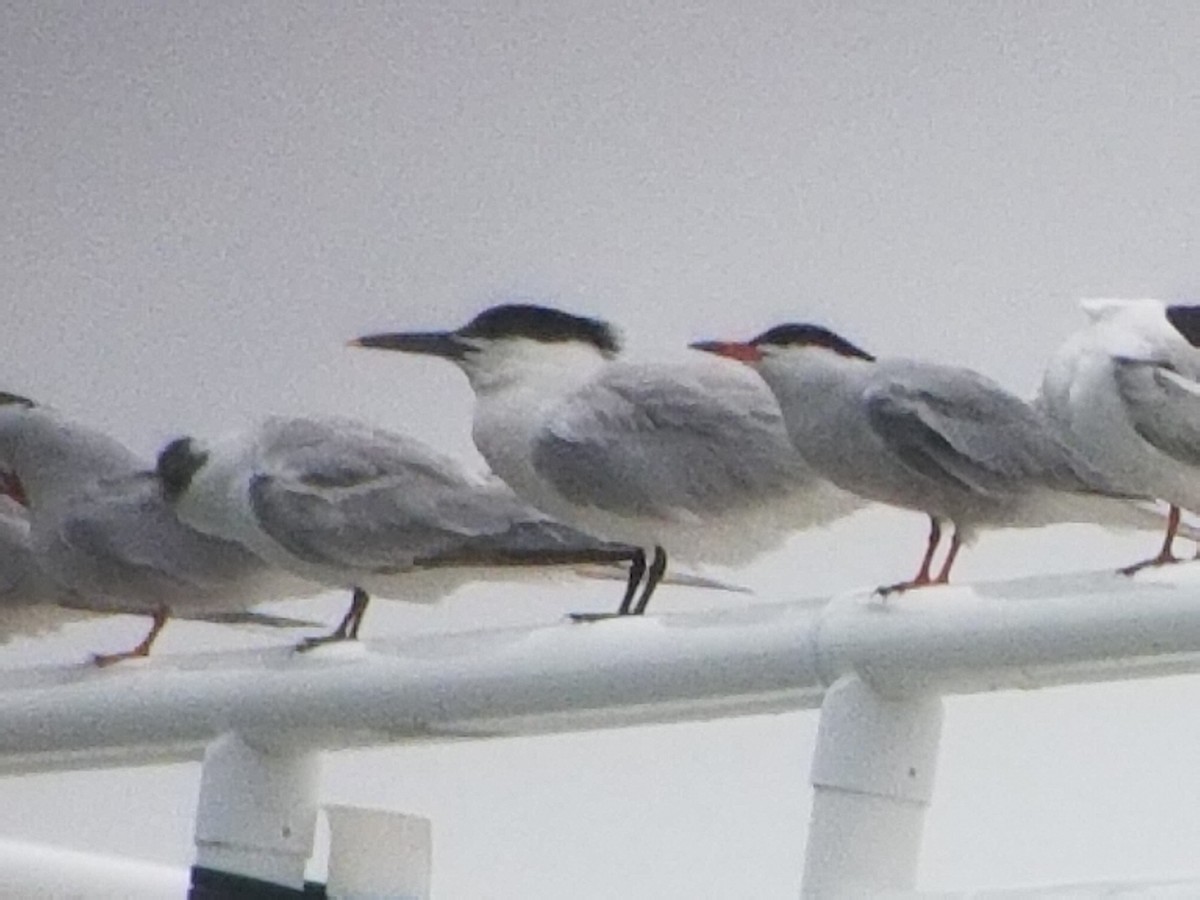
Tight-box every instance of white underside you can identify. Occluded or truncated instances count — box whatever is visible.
[517,478,863,565]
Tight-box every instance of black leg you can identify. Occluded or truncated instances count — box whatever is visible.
[632,545,667,615]
[616,548,647,615]
[568,549,648,622]
[298,587,370,651]
[345,587,370,639]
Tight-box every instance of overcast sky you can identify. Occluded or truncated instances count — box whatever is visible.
[5,1,1200,896]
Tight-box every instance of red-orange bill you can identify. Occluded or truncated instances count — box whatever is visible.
[0,472,27,507]
[689,340,763,363]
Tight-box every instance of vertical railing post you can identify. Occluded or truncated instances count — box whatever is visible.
[325,805,432,899]
[190,733,320,897]
[801,675,943,897]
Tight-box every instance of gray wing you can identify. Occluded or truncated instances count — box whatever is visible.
[0,509,59,605]
[0,508,94,639]
[249,418,631,572]
[54,473,268,598]
[413,518,637,568]
[864,367,1106,497]
[0,507,31,598]
[532,361,807,518]
[1112,358,1200,466]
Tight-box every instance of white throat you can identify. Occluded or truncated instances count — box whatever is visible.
[461,339,609,508]
[458,338,610,397]
[755,346,873,391]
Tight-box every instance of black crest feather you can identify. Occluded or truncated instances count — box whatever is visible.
[458,304,621,355]
[156,436,208,502]
[751,324,875,361]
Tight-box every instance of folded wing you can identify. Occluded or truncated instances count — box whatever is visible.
[532,362,808,520]
[55,473,267,598]
[1112,358,1200,467]
[248,418,629,573]
[865,368,1109,498]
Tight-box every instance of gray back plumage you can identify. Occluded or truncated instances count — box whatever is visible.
[247,417,630,573]
[0,406,143,506]
[865,366,1123,499]
[49,471,273,602]
[1112,358,1200,467]
[531,362,808,518]
[0,503,69,607]
[0,407,295,614]
[0,501,96,640]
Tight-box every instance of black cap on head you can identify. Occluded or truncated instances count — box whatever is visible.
[0,392,35,409]
[1166,305,1200,348]
[156,436,208,502]
[750,324,875,361]
[457,304,621,356]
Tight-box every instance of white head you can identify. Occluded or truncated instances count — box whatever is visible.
[1077,298,1200,360]
[352,303,621,393]
[1079,297,1165,323]
[0,393,142,509]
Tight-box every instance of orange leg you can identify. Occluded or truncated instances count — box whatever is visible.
[1119,505,1183,576]
[933,531,962,584]
[93,607,169,667]
[878,517,943,596]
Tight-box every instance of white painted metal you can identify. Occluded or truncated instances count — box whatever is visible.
[193,733,320,889]
[801,675,943,897]
[961,878,1200,897]
[0,838,188,898]
[325,805,432,900]
[4,569,1200,896]
[0,572,1197,775]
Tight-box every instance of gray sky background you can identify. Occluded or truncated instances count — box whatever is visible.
[4,1,1200,896]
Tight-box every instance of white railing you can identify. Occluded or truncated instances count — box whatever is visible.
[3,569,1200,895]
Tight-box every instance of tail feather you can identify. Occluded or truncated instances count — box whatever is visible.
[187,611,326,628]
[54,601,323,630]
[571,563,753,595]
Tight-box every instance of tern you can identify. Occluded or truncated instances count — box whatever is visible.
[351,303,861,617]
[0,497,309,646]
[155,415,662,644]
[0,394,317,664]
[1040,299,1200,572]
[692,324,1165,593]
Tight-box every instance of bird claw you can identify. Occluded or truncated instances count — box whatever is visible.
[566,611,631,624]
[294,633,353,652]
[874,576,943,597]
[91,649,145,668]
[1118,554,1183,577]
[875,581,920,597]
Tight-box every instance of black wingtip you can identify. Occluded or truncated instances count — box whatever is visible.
[0,392,36,409]
[1166,305,1200,348]
[459,304,622,356]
